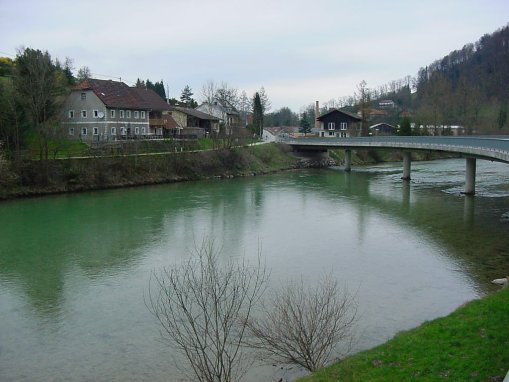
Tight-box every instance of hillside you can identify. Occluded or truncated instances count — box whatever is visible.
[366,24,509,134]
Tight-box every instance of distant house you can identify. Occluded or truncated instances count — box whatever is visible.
[315,109,362,138]
[262,126,302,142]
[62,79,152,142]
[196,100,241,130]
[379,99,395,108]
[369,123,396,136]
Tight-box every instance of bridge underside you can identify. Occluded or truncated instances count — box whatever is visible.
[285,137,509,196]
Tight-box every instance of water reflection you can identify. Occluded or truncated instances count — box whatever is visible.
[1,159,509,381]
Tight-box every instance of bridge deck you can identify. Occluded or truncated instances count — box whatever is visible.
[280,136,509,163]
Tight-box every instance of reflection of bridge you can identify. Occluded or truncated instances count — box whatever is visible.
[280,136,509,195]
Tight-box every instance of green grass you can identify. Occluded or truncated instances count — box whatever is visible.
[24,133,89,158]
[300,287,509,382]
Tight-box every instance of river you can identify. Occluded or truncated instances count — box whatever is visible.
[1,158,509,381]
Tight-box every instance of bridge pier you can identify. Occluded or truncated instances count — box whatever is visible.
[464,157,476,195]
[345,149,352,172]
[402,152,411,180]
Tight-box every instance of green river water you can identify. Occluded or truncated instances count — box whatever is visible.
[1,158,509,381]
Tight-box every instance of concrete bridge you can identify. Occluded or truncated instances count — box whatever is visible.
[280,136,509,195]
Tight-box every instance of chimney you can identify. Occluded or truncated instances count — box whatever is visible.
[315,101,320,130]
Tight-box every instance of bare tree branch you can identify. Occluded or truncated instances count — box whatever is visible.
[247,275,357,372]
[147,239,269,382]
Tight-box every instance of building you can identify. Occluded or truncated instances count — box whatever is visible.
[315,109,362,138]
[379,99,396,108]
[196,100,241,129]
[170,107,220,136]
[369,123,396,136]
[62,79,152,142]
[132,87,180,138]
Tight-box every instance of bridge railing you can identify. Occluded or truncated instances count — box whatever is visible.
[280,136,509,153]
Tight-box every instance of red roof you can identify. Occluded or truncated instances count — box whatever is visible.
[75,79,149,110]
[131,88,173,111]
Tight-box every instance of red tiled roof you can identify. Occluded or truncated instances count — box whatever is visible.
[75,79,149,110]
[131,88,173,111]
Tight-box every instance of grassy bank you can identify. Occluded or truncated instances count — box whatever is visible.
[300,287,509,382]
[0,143,301,200]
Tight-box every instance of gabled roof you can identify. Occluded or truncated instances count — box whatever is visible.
[317,108,362,121]
[75,79,149,110]
[131,88,172,111]
[172,106,220,121]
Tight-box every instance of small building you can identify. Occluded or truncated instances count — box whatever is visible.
[369,123,396,136]
[196,100,241,129]
[316,109,362,138]
[263,126,301,142]
[379,99,395,108]
[170,107,220,135]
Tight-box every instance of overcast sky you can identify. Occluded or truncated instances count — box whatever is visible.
[1,0,508,111]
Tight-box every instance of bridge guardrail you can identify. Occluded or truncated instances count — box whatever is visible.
[279,136,509,163]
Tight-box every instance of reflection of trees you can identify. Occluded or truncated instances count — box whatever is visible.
[1,163,508,319]
[0,178,263,317]
[298,167,509,291]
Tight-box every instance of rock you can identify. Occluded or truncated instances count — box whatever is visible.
[491,277,508,286]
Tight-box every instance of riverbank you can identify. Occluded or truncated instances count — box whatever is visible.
[0,143,305,201]
[299,287,509,382]
[0,143,457,202]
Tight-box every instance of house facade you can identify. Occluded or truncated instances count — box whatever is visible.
[196,100,241,129]
[369,123,396,136]
[132,87,180,138]
[316,109,362,138]
[171,107,220,136]
[62,79,152,142]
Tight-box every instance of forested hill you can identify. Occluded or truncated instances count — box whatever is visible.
[412,24,509,132]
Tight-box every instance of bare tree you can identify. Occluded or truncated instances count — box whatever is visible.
[247,275,357,372]
[147,239,269,382]
[76,66,91,81]
[201,80,217,113]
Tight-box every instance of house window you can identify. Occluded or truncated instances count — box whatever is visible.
[327,122,335,130]
[120,127,125,135]
[93,127,99,135]
[81,110,87,118]
[68,110,74,118]
[81,92,86,100]
[110,109,115,118]
[340,122,348,130]
[81,127,87,136]
[141,111,145,119]
[120,110,125,118]
[135,126,139,135]
[126,110,131,118]
[111,127,116,135]
[69,127,74,136]
[141,127,146,135]
[328,131,334,136]
[134,111,139,119]
[93,109,99,118]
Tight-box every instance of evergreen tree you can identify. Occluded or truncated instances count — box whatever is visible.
[135,78,145,88]
[299,112,311,134]
[398,116,412,136]
[154,80,166,99]
[180,85,197,108]
[252,92,263,135]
